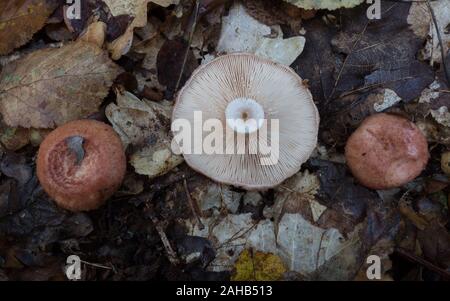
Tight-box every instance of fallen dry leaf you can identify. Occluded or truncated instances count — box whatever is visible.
[408,0,450,64]
[185,209,364,279]
[130,147,184,179]
[441,151,450,175]
[106,91,183,178]
[157,39,199,96]
[418,221,450,270]
[217,3,306,66]
[423,1,450,64]
[103,0,180,59]
[0,41,122,128]
[187,176,243,215]
[407,2,430,39]
[104,0,179,19]
[0,127,30,151]
[106,90,170,147]
[138,34,167,92]
[298,1,434,141]
[151,0,179,7]
[283,0,364,10]
[103,0,150,59]
[0,0,59,55]
[274,170,325,226]
[79,21,107,47]
[242,0,312,31]
[0,125,50,151]
[103,0,151,28]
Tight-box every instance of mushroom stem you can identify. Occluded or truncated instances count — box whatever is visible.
[225,98,264,134]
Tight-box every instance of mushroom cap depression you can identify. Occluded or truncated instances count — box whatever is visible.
[37,119,126,211]
[345,113,429,190]
[172,53,319,189]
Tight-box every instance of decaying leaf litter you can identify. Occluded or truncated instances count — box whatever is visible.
[0,0,449,281]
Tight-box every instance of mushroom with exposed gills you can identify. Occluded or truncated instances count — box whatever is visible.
[172,53,320,189]
[37,119,127,211]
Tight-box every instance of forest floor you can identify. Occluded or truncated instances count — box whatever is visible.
[0,0,449,281]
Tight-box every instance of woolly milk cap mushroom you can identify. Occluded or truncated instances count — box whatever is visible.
[37,119,127,211]
[345,113,429,190]
[172,53,319,189]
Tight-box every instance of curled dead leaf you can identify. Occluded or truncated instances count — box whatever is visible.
[103,0,180,59]
[79,21,107,47]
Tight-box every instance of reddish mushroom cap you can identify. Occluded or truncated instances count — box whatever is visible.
[345,113,429,190]
[37,119,126,211]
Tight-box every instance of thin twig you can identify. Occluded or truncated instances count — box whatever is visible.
[80,260,114,271]
[426,0,450,86]
[315,231,327,270]
[395,248,450,280]
[183,177,205,230]
[216,222,258,250]
[332,76,414,103]
[327,21,369,103]
[174,0,201,93]
[150,215,180,265]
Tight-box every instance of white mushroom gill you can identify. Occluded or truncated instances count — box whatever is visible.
[173,53,320,190]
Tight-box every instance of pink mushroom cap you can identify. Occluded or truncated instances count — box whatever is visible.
[345,113,429,190]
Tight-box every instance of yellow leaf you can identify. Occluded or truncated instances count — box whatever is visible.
[231,249,286,281]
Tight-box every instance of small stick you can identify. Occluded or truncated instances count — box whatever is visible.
[183,177,205,230]
[174,0,201,93]
[80,260,114,271]
[426,0,450,86]
[327,21,369,103]
[395,248,450,280]
[150,215,180,265]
